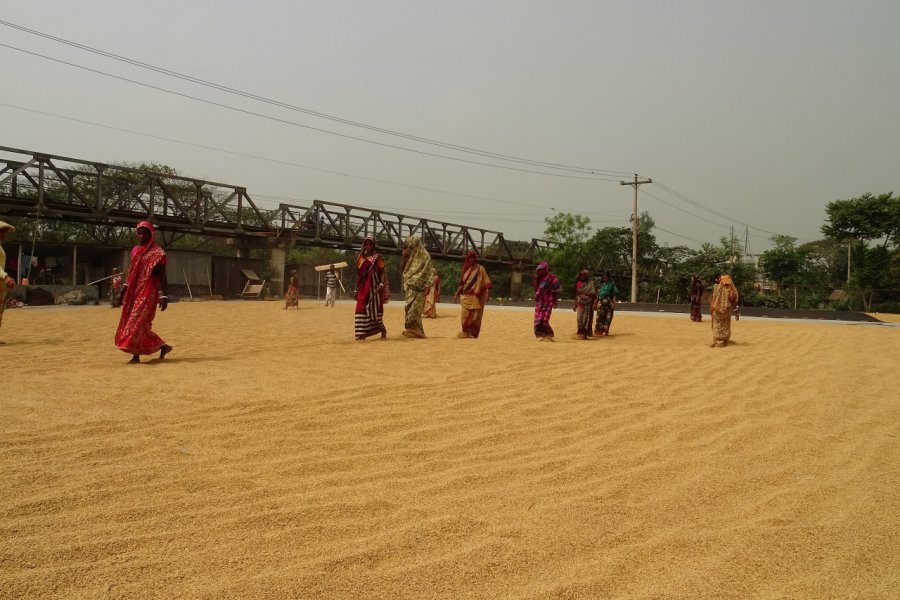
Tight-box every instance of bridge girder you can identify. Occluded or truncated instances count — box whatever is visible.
[1,146,555,266]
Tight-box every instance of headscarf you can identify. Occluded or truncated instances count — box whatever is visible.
[0,221,16,233]
[360,236,376,257]
[402,235,433,291]
[131,221,158,260]
[711,274,738,312]
[533,261,550,292]
[577,270,589,281]
[459,250,478,284]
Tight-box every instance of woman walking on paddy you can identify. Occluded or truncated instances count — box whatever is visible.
[423,266,441,319]
[0,221,17,345]
[595,271,620,336]
[354,236,388,340]
[115,221,172,363]
[710,274,740,347]
[532,261,560,341]
[284,269,299,309]
[689,273,703,322]
[573,270,597,340]
[453,251,492,338]
[399,235,433,338]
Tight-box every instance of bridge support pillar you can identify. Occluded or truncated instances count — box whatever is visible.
[269,246,286,297]
[510,267,523,301]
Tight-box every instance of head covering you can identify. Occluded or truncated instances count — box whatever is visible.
[578,270,589,281]
[711,274,738,312]
[360,236,376,256]
[402,235,433,291]
[0,221,16,233]
[533,261,551,291]
[132,221,157,259]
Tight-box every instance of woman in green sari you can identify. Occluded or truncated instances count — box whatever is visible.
[399,235,434,338]
[595,271,621,336]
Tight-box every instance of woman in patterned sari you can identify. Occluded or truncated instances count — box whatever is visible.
[354,236,388,340]
[595,271,620,336]
[710,274,740,347]
[399,235,433,338]
[284,269,299,309]
[532,261,560,341]
[573,270,597,340]
[115,221,172,363]
[453,251,492,338]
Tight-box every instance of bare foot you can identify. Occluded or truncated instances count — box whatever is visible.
[159,344,173,359]
[456,332,469,339]
[721,340,729,347]
[710,342,717,347]
[380,329,388,340]
[547,336,555,342]
[129,355,140,364]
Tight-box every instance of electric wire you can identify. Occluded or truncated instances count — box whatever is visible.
[0,41,622,182]
[0,18,636,177]
[0,101,562,212]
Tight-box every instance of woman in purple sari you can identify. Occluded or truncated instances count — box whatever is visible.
[532,261,560,341]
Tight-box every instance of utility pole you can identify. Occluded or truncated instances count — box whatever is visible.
[847,242,851,288]
[620,174,652,303]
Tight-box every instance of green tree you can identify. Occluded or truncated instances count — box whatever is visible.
[822,192,899,310]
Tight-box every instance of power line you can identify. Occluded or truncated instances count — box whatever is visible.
[0,18,637,178]
[0,101,560,212]
[0,40,623,182]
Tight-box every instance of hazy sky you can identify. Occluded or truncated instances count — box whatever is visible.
[1,1,898,252]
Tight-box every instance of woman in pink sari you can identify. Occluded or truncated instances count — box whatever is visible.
[115,221,172,363]
[533,261,561,341]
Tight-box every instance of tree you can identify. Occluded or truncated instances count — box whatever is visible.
[822,193,899,310]
[543,212,591,246]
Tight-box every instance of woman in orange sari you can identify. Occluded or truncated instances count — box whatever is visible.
[710,274,739,347]
[284,269,300,309]
[423,267,440,319]
[453,251,492,338]
[115,221,172,363]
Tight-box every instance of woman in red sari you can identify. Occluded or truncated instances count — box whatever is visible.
[354,236,389,340]
[453,251,492,338]
[115,221,172,363]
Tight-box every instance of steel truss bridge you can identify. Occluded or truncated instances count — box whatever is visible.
[0,146,555,266]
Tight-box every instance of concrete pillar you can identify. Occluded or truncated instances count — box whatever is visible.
[510,267,523,300]
[269,246,286,297]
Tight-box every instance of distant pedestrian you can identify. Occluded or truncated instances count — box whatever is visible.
[110,268,123,308]
[324,264,339,307]
[423,267,441,318]
[285,270,299,309]
[689,274,703,322]
[533,261,560,341]
[0,221,17,345]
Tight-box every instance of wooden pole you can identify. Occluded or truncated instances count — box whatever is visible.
[184,268,193,300]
